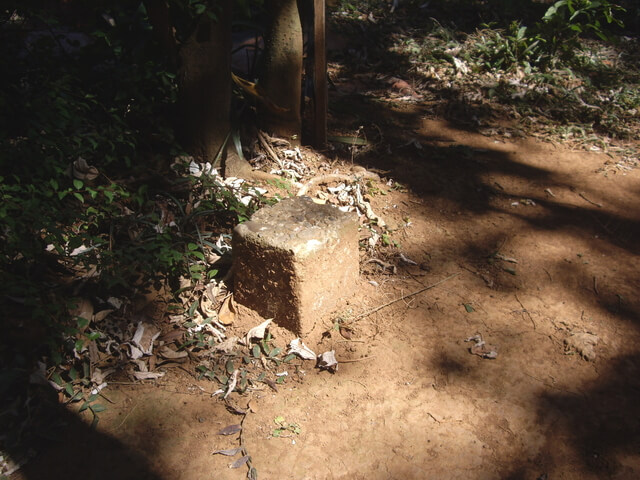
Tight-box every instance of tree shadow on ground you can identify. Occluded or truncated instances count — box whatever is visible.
[331,94,640,256]
[0,300,165,480]
[538,352,640,477]
[327,50,640,475]
[1,383,163,480]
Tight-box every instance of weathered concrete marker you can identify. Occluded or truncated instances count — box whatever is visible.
[233,197,359,335]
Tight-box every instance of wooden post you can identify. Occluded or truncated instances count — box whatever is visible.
[312,0,327,148]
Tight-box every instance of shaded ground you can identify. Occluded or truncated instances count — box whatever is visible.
[8,7,640,480]
[11,111,640,480]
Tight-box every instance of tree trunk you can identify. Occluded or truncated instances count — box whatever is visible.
[146,1,270,179]
[259,0,303,144]
[176,7,232,164]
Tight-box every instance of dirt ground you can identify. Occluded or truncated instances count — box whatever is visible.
[11,68,640,480]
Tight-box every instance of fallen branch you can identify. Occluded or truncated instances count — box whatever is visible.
[257,130,283,169]
[354,273,459,321]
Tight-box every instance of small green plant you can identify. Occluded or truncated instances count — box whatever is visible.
[50,363,107,427]
[473,22,542,71]
[272,416,301,437]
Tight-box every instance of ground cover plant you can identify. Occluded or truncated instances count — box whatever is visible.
[331,0,639,155]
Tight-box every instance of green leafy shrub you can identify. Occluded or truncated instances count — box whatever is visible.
[536,0,626,58]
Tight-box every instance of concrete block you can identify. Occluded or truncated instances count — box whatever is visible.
[233,197,359,335]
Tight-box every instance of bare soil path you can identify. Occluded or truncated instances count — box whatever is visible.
[11,67,640,480]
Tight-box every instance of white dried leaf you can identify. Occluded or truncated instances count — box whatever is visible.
[245,319,272,345]
[224,369,239,399]
[90,382,107,395]
[132,359,147,372]
[158,345,188,359]
[327,183,346,194]
[287,338,317,360]
[107,297,124,310]
[203,323,225,342]
[453,56,469,74]
[72,157,99,181]
[124,343,144,360]
[92,309,114,323]
[91,367,115,385]
[317,350,338,372]
[131,321,161,355]
[215,336,240,354]
[465,334,498,359]
[69,244,92,257]
[132,371,165,380]
[398,253,417,265]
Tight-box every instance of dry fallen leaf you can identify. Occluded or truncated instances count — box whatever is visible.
[212,447,243,456]
[132,371,165,380]
[287,338,317,360]
[317,350,338,372]
[465,334,498,359]
[229,455,250,469]
[565,332,598,361]
[217,424,242,436]
[224,369,239,399]
[91,367,115,385]
[245,319,272,345]
[218,295,237,325]
[158,345,188,360]
[69,298,93,325]
[71,157,99,181]
[131,321,161,355]
[215,336,240,354]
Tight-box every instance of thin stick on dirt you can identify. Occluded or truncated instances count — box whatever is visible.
[340,355,376,363]
[354,273,459,321]
[578,192,603,208]
[515,293,536,330]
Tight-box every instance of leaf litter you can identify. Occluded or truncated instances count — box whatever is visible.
[465,334,498,359]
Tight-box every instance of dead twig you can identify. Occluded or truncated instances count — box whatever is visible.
[257,130,283,169]
[515,293,536,330]
[340,355,376,363]
[354,273,459,321]
[578,192,603,208]
[364,258,396,274]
